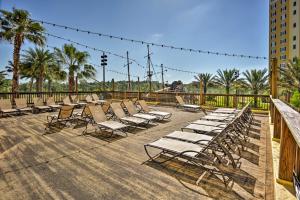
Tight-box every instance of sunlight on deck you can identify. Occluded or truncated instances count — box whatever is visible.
[0,107,272,199]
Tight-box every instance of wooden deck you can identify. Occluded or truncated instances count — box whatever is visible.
[0,106,273,199]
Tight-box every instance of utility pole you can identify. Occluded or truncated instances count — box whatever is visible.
[161,64,165,91]
[126,51,131,91]
[101,53,107,91]
[146,45,152,93]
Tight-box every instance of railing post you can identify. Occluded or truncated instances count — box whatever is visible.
[112,78,115,99]
[271,58,278,98]
[233,94,237,108]
[199,81,203,105]
[273,108,281,139]
[278,119,297,183]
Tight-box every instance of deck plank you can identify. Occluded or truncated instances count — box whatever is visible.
[0,107,272,199]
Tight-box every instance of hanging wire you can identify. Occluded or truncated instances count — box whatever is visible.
[33,19,268,60]
[44,32,146,69]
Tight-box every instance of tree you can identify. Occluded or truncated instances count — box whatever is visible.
[213,68,240,106]
[194,73,214,94]
[21,48,55,92]
[0,70,7,86]
[242,68,269,107]
[279,58,300,92]
[54,44,96,92]
[0,8,46,93]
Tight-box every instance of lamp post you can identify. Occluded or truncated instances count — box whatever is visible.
[101,53,107,91]
[234,70,240,108]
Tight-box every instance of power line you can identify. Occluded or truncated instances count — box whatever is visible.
[33,19,268,60]
[42,44,140,79]
[44,32,146,69]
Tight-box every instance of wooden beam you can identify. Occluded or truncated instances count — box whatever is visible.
[273,108,281,139]
[271,58,278,98]
[278,118,297,182]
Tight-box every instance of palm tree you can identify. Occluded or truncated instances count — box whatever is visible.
[213,68,240,106]
[242,69,269,107]
[279,58,300,92]
[194,73,214,94]
[54,44,96,92]
[0,70,7,86]
[45,64,67,92]
[0,8,46,93]
[20,47,56,92]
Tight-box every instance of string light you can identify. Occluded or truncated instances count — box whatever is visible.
[42,44,140,79]
[32,19,268,60]
[44,32,146,69]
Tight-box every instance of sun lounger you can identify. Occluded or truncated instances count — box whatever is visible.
[63,96,78,106]
[144,132,237,187]
[175,95,206,113]
[110,102,149,127]
[182,124,223,135]
[84,105,128,136]
[191,120,227,128]
[164,131,214,145]
[92,94,107,104]
[46,97,62,110]
[123,101,157,121]
[33,97,51,113]
[46,105,75,129]
[0,99,18,116]
[14,98,32,113]
[208,113,236,118]
[85,95,97,104]
[138,100,172,120]
[70,95,87,107]
[201,115,234,122]
[213,108,239,114]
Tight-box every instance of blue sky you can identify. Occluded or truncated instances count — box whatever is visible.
[0,0,269,83]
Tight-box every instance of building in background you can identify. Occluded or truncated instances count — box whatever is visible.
[269,0,300,68]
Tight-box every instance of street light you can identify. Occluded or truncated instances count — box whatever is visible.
[101,53,107,91]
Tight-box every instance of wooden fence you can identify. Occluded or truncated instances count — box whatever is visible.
[270,98,300,194]
[0,91,270,110]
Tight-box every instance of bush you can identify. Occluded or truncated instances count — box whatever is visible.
[291,91,300,108]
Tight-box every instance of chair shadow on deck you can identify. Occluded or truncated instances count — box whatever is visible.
[85,130,126,143]
[144,154,257,199]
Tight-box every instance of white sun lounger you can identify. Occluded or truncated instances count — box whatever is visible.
[84,105,128,136]
[191,120,227,128]
[182,124,223,134]
[164,131,214,145]
[138,100,172,120]
[123,101,157,121]
[110,102,149,127]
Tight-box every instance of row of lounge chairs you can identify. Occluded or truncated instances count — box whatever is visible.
[144,103,253,187]
[46,100,173,137]
[0,94,106,117]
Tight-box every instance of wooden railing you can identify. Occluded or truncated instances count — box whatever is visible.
[270,98,300,193]
[0,91,270,110]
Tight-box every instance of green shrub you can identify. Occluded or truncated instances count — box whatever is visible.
[291,91,300,108]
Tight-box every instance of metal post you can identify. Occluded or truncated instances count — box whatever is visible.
[147,45,152,93]
[127,51,131,91]
[138,76,141,100]
[161,64,164,91]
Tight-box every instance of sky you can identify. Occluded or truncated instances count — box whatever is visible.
[0,0,269,84]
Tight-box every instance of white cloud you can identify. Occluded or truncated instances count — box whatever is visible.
[149,33,164,43]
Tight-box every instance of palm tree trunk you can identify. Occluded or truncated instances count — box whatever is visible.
[254,91,258,108]
[225,87,230,107]
[12,34,22,93]
[48,79,52,92]
[39,66,44,92]
[68,74,74,93]
[35,78,39,92]
[29,77,34,92]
